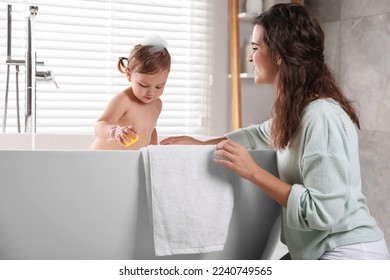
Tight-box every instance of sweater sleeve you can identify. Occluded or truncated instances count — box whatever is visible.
[286,107,353,231]
[287,154,350,231]
[225,120,273,150]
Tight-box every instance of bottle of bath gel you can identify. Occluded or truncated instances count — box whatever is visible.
[124,134,139,147]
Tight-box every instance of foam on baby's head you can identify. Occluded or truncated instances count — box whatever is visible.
[140,34,168,52]
[119,34,171,74]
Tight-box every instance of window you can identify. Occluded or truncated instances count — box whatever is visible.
[0,0,214,135]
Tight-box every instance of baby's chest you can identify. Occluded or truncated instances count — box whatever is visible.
[122,104,160,126]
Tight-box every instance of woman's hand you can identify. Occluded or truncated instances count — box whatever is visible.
[214,139,260,181]
[160,136,204,145]
[215,139,292,207]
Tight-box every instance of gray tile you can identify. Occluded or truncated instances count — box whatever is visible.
[322,21,341,78]
[341,0,390,20]
[263,0,291,12]
[305,0,342,23]
[339,13,390,132]
[358,130,390,241]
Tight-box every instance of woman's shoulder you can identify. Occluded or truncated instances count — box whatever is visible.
[303,98,346,121]
[305,98,341,112]
[301,98,356,139]
[302,98,355,132]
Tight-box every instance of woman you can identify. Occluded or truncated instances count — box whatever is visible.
[160,3,389,260]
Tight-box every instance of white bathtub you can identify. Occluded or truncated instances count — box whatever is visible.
[0,134,281,260]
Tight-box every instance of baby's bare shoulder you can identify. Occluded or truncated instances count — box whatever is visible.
[152,98,163,110]
[109,88,132,104]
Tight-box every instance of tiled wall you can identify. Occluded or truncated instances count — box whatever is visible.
[305,0,390,242]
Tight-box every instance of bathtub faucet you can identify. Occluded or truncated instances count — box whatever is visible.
[2,5,59,133]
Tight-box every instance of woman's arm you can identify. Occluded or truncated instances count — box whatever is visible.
[160,136,227,145]
[215,139,291,207]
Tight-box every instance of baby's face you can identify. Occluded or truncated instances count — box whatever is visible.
[130,70,169,104]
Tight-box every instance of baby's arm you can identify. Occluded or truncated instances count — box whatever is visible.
[94,92,136,145]
[94,94,125,140]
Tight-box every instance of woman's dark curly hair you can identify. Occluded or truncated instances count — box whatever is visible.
[255,3,360,149]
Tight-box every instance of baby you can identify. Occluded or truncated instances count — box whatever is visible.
[90,35,171,150]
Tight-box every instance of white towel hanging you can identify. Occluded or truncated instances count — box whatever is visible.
[141,145,235,256]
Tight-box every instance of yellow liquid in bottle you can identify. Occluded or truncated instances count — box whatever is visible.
[124,134,139,147]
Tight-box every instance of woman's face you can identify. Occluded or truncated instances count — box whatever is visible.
[126,69,169,104]
[248,25,279,86]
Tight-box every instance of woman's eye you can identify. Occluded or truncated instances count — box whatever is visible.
[252,47,258,51]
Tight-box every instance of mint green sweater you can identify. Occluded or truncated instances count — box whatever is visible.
[226,99,383,259]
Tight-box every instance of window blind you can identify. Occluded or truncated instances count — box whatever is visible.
[0,0,213,135]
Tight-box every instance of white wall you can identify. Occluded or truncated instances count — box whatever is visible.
[211,0,274,136]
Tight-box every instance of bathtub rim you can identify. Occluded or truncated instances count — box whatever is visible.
[0,133,217,150]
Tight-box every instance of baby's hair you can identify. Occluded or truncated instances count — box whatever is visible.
[117,44,171,75]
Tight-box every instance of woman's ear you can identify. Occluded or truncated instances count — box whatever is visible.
[276,55,282,66]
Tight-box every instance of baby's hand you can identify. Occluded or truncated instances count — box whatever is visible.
[110,125,138,147]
